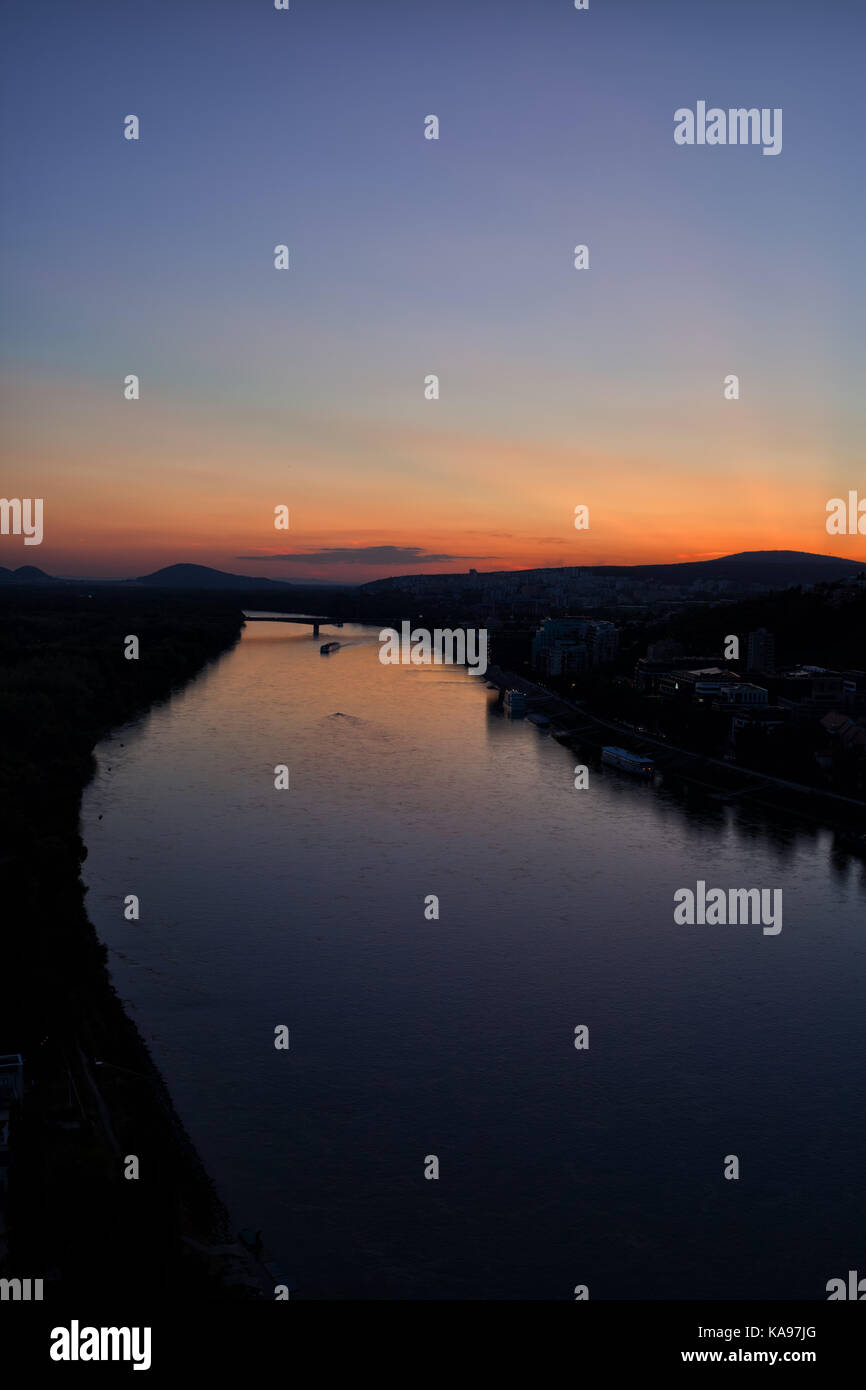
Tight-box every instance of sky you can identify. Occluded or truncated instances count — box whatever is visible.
[1,0,864,581]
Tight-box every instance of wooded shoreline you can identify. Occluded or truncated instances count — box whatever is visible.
[0,590,269,1301]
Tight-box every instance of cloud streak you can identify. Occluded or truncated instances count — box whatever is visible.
[236,546,498,566]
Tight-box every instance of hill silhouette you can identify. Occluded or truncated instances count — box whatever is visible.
[1,551,862,590]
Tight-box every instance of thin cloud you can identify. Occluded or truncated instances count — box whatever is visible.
[236,545,499,566]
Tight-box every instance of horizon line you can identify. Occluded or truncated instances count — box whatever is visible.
[3,546,866,588]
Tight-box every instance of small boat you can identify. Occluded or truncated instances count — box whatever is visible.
[528,713,551,728]
[320,641,341,654]
[602,746,654,776]
[503,689,528,714]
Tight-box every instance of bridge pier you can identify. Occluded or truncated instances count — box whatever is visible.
[312,623,320,637]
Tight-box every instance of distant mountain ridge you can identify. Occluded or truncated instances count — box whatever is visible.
[127,563,298,591]
[0,565,52,584]
[359,550,865,591]
[702,550,859,568]
[0,563,299,589]
[0,552,862,590]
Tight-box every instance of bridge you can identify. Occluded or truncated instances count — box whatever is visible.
[242,610,342,638]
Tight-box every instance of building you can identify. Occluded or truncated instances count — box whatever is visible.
[0,1055,23,1214]
[659,667,740,704]
[539,640,589,677]
[646,639,685,662]
[590,620,619,664]
[765,668,848,721]
[840,670,866,712]
[820,710,866,752]
[634,654,723,694]
[0,1057,22,1107]
[531,617,618,676]
[747,628,776,672]
[730,706,789,740]
[716,683,769,707]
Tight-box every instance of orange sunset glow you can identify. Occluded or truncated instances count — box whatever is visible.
[2,372,863,581]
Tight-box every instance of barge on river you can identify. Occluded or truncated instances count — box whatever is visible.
[602,746,654,776]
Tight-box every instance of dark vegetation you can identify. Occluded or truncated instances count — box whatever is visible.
[0,588,250,1300]
[656,584,866,674]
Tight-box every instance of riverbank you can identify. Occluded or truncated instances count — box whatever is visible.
[0,590,278,1301]
[485,664,866,840]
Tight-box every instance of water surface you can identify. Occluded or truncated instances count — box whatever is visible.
[81,621,866,1299]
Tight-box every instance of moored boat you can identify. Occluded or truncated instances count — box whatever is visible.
[503,689,528,714]
[602,745,654,776]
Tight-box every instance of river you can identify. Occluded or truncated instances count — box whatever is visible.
[80,620,866,1299]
